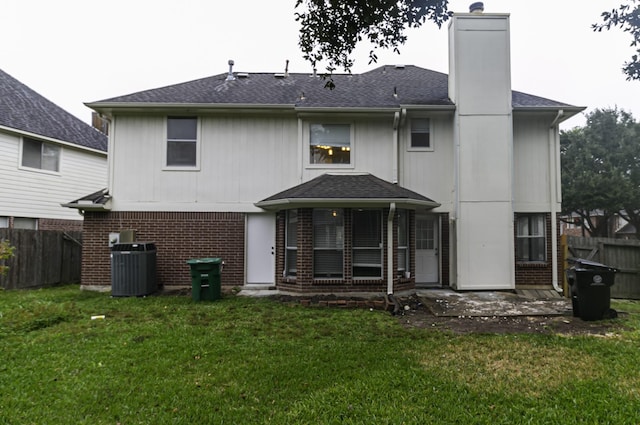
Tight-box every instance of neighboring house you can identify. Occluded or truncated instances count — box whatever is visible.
[70,9,584,294]
[0,69,108,231]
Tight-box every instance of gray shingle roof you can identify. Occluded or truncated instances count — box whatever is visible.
[256,173,440,210]
[91,65,577,110]
[0,68,107,151]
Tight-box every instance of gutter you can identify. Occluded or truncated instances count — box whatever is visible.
[549,109,564,293]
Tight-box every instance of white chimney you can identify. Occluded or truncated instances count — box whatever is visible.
[448,8,515,291]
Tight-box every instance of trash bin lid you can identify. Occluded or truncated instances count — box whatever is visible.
[569,258,618,272]
[186,258,222,265]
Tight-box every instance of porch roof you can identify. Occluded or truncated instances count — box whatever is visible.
[255,173,440,210]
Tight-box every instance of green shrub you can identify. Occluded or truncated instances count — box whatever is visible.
[0,239,15,276]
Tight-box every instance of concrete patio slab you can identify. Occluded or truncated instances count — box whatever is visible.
[417,289,572,317]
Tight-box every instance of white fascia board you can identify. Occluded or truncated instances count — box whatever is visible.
[255,198,441,210]
[85,102,296,117]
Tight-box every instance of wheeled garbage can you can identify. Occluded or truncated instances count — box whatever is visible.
[566,258,617,321]
[186,258,223,301]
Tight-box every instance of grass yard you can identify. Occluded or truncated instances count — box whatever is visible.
[1,285,639,424]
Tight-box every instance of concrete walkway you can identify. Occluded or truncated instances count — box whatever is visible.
[417,288,572,317]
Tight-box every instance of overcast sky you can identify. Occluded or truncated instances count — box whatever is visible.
[2,0,638,129]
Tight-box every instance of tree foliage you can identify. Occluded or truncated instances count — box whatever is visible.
[295,0,450,87]
[593,0,640,80]
[561,108,640,237]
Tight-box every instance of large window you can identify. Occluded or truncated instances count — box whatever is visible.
[167,117,198,167]
[397,210,409,275]
[309,124,351,164]
[285,210,298,276]
[352,210,382,278]
[22,138,60,172]
[313,209,344,278]
[516,214,546,262]
[410,118,431,149]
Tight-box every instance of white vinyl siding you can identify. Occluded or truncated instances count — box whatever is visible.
[0,131,107,220]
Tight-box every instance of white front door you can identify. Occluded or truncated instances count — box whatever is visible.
[246,214,275,285]
[415,213,439,285]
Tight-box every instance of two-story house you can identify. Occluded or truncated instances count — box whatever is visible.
[0,68,108,231]
[71,8,584,295]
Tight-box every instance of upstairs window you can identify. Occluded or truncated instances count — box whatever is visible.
[410,118,431,149]
[516,214,546,262]
[167,117,198,167]
[22,138,60,172]
[309,124,351,165]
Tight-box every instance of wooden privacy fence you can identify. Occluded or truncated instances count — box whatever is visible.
[563,235,640,300]
[0,229,82,290]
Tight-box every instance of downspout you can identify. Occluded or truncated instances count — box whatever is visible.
[549,110,564,292]
[387,202,396,294]
[392,111,400,183]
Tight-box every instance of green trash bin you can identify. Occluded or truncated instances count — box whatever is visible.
[186,258,223,301]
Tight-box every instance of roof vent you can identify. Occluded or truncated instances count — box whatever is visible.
[469,2,484,13]
[237,73,249,78]
[395,64,405,69]
[274,73,285,78]
[226,60,236,81]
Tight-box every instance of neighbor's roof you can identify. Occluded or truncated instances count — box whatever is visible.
[255,173,440,210]
[0,68,107,152]
[87,65,579,112]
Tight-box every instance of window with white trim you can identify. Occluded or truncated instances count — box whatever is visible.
[397,210,409,275]
[352,209,382,278]
[0,217,8,228]
[313,209,343,278]
[22,138,60,172]
[516,214,546,262]
[167,117,198,167]
[309,124,351,164]
[285,210,298,276]
[410,118,431,149]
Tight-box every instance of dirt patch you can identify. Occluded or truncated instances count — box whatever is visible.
[397,294,625,336]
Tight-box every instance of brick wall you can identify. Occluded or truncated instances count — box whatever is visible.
[39,218,83,232]
[82,211,245,289]
[276,208,415,294]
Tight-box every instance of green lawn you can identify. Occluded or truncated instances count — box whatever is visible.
[1,285,639,424]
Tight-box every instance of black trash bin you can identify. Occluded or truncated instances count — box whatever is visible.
[186,258,223,301]
[566,258,618,321]
[111,242,157,297]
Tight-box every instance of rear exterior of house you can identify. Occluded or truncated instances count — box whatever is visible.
[0,69,108,231]
[74,10,583,295]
